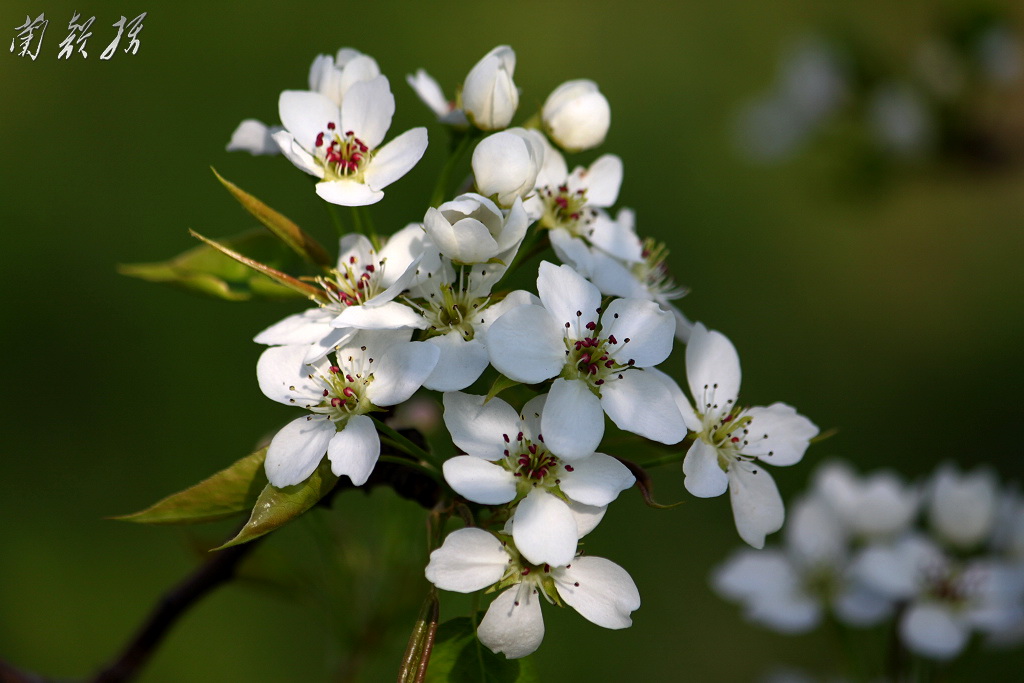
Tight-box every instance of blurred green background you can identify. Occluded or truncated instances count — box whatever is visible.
[2,0,1023,680]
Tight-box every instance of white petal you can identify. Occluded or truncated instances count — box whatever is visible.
[901,603,969,660]
[422,334,490,391]
[712,549,796,601]
[407,68,450,118]
[366,341,440,406]
[833,583,894,626]
[486,305,565,384]
[478,585,545,660]
[559,453,635,508]
[601,370,688,445]
[332,301,428,330]
[518,394,548,441]
[541,378,604,461]
[256,345,322,406]
[364,127,429,191]
[253,308,336,346]
[682,439,729,498]
[340,75,394,149]
[536,261,602,336]
[303,327,357,363]
[316,180,384,206]
[327,414,379,486]
[272,130,323,177]
[278,90,339,152]
[425,528,510,593]
[567,499,607,537]
[442,392,520,460]
[443,456,517,504]
[553,556,640,629]
[728,461,784,548]
[226,119,281,155]
[686,322,742,416]
[746,592,821,633]
[513,489,578,567]
[929,464,1000,549]
[601,298,675,368]
[549,229,596,277]
[476,290,540,334]
[588,211,643,263]
[576,154,622,207]
[740,403,819,466]
[645,366,702,432]
[265,416,334,487]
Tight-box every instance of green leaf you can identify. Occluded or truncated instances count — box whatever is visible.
[114,448,268,524]
[425,617,539,683]
[212,167,331,267]
[189,229,327,301]
[485,375,521,403]
[118,229,307,301]
[214,457,339,550]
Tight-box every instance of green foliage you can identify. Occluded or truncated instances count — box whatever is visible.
[214,458,339,550]
[118,229,308,301]
[114,448,268,524]
[212,167,331,267]
[426,617,539,683]
[485,375,522,403]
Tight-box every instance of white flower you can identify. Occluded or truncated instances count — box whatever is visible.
[852,534,1024,659]
[928,463,1000,549]
[713,494,892,633]
[542,79,611,152]
[472,128,545,208]
[812,460,920,540]
[227,48,380,155]
[403,260,538,392]
[273,76,428,206]
[256,330,439,487]
[674,322,818,548]
[462,45,519,131]
[425,527,640,659]
[422,193,529,265]
[405,69,467,126]
[486,262,687,459]
[527,138,623,238]
[254,225,428,362]
[441,392,634,566]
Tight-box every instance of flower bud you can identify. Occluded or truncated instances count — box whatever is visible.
[472,128,544,207]
[423,193,528,264]
[542,79,611,152]
[462,46,519,131]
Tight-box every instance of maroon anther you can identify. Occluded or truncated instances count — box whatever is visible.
[595,379,605,385]
[329,365,341,374]
[565,465,574,472]
[579,353,591,364]
[327,122,336,130]
[346,374,355,382]
[330,397,344,407]
[585,321,596,330]
[605,360,614,368]
[322,389,329,397]
[343,387,355,398]
[503,433,510,443]
[528,444,537,455]
[608,335,617,344]
[366,264,375,273]
[517,432,524,441]
[555,196,569,209]
[521,567,531,575]
[731,436,740,443]
[315,132,325,147]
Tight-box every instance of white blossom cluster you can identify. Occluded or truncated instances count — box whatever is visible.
[713,460,1024,662]
[228,45,818,660]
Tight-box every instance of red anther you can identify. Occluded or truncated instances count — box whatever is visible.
[605,360,614,368]
[627,359,635,366]
[555,196,569,209]
[585,321,596,330]
[543,564,550,572]
[558,184,568,192]
[503,433,510,442]
[356,281,364,290]
[521,567,531,575]
[595,379,604,385]
[519,456,530,466]
[589,364,598,375]
[570,213,580,220]
[345,130,354,137]
[723,415,732,422]
[731,437,740,443]
[322,389,329,397]
[329,365,341,374]
[538,434,544,442]
[576,189,585,196]
[517,432,524,441]
[565,465,574,472]
[528,444,537,454]
[608,335,617,344]
[503,449,509,456]
[331,397,344,407]
[327,122,336,130]
[343,387,355,398]
[574,340,583,350]
[346,374,355,382]
[315,132,324,147]
[579,353,591,364]
[349,256,357,264]
[365,264,375,273]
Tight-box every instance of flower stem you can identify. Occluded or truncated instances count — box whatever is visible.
[378,453,443,484]
[430,130,478,207]
[373,416,443,469]
[326,203,347,237]
[639,435,694,468]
